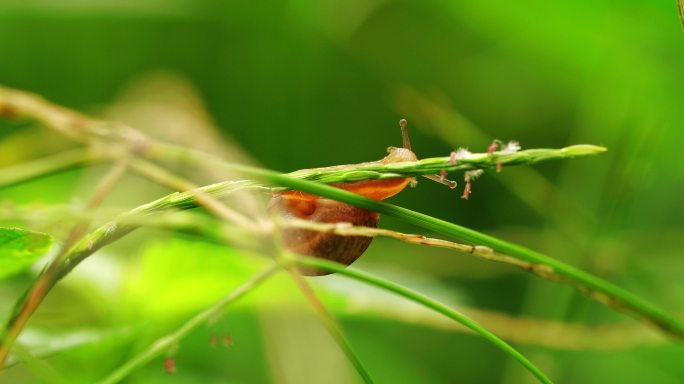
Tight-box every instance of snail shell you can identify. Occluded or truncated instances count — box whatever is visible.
[271,146,417,276]
[270,195,379,276]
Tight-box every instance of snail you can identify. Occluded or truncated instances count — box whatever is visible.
[270,120,452,276]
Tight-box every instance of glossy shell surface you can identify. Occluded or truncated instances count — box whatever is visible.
[271,146,418,275]
[271,194,379,275]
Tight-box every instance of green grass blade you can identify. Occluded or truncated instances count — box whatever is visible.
[211,162,684,340]
[286,255,553,384]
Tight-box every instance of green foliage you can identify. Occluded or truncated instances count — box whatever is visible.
[121,239,284,319]
[0,228,52,279]
[1,1,684,383]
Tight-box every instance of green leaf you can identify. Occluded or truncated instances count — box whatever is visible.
[0,227,53,279]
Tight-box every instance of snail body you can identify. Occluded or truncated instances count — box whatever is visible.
[270,126,417,276]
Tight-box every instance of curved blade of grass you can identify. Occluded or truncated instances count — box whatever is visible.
[126,142,684,340]
[285,254,552,384]
[201,162,684,341]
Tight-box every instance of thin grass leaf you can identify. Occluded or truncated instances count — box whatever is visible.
[285,254,553,384]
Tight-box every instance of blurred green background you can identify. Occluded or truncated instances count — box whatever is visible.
[1,0,684,383]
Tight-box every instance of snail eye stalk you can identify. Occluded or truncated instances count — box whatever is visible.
[400,118,457,189]
[399,118,412,151]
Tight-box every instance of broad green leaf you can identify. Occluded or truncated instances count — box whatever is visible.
[0,227,53,279]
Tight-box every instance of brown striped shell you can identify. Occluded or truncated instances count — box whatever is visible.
[270,146,417,276]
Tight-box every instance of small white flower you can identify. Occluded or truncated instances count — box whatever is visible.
[501,141,521,154]
[454,148,472,159]
[464,169,484,181]
[450,148,472,165]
